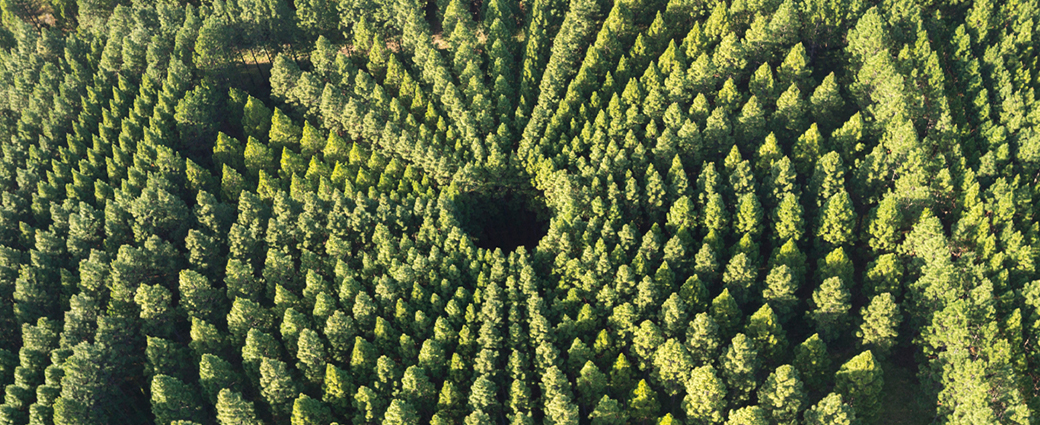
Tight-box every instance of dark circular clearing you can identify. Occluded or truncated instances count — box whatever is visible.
[452,185,550,252]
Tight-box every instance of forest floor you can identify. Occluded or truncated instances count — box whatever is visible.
[876,361,933,424]
[233,54,274,101]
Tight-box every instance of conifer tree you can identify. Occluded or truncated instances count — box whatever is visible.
[626,379,659,424]
[686,312,720,364]
[588,395,626,425]
[243,96,273,143]
[651,338,693,397]
[270,107,302,151]
[835,350,883,421]
[762,264,798,322]
[711,289,742,340]
[216,389,261,425]
[386,395,426,425]
[868,195,902,253]
[816,247,853,285]
[756,365,806,425]
[260,357,297,419]
[291,394,332,425]
[577,361,608,409]
[721,334,760,405]
[151,374,206,424]
[793,334,831,392]
[609,353,635,400]
[816,190,854,248]
[724,406,767,425]
[200,354,241,405]
[722,253,755,305]
[803,393,855,425]
[809,277,851,343]
[810,72,844,133]
[744,304,787,364]
[864,254,904,298]
[682,363,726,423]
[856,293,901,359]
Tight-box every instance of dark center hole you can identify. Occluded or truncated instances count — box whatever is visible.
[453,186,550,252]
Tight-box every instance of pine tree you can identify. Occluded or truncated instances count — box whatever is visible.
[214,132,245,172]
[756,365,806,425]
[791,123,821,176]
[588,395,626,425]
[816,247,853,285]
[755,133,783,180]
[682,364,727,424]
[651,338,693,397]
[711,289,742,340]
[215,389,261,425]
[260,357,297,419]
[299,121,326,157]
[291,394,332,425]
[323,363,353,416]
[179,270,225,324]
[816,190,854,248]
[632,320,664,371]
[774,83,807,142]
[808,151,845,208]
[750,63,776,104]
[270,107,302,151]
[685,312,720,364]
[864,254,904,298]
[242,96,273,143]
[809,277,851,343]
[713,33,746,80]
[744,304,787,364]
[777,43,810,89]
[856,293,901,359]
[810,72,844,133]
[721,334,760,405]
[577,361,608,408]
[200,354,241,405]
[151,374,206,424]
[724,406,768,425]
[736,96,767,145]
[793,334,831,392]
[609,354,635,401]
[296,328,328,388]
[468,374,497,413]
[868,195,902,253]
[244,136,275,177]
[762,264,798,322]
[835,351,883,421]
[803,393,855,425]
[722,253,755,305]
[626,380,659,424]
[734,192,763,237]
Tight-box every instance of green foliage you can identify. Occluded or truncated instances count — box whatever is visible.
[744,304,787,364]
[856,293,902,359]
[216,389,261,425]
[803,392,855,425]
[682,364,726,424]
[721,334,760,405]
[809,277,851,343]
[756,365,805,425]
[626,379,659,423]
[151,374,206,424]
[794,334,831,392]
[835,350,884,421]
[1,2,1036,424]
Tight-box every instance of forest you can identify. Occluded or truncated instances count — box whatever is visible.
[0,0,1038,422]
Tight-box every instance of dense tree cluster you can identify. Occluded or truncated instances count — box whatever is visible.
[0,0,1037,423]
